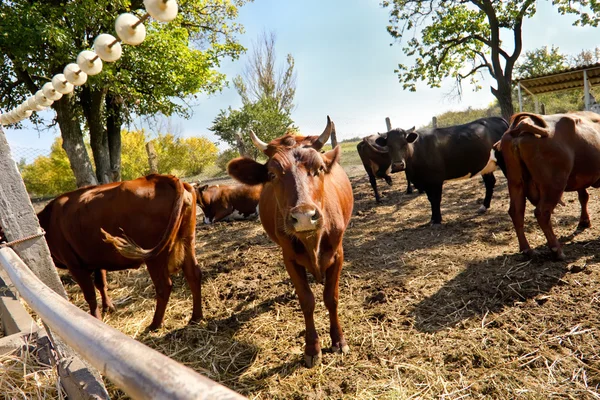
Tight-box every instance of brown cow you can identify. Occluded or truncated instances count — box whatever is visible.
[228,117,354,367]
[357,134,415,202]
[500,111,600,260]
[194,183,261,224]
[37,174,202,330]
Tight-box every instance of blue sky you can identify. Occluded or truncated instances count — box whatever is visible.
[4,0,600,157]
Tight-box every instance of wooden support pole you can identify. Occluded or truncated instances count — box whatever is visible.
[0,127,109,399]
[432,116,438,128]
[385,117,392,131]
[584,70,591,111]
[518,83,523,112]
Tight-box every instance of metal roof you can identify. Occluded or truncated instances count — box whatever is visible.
[516,63,600,95]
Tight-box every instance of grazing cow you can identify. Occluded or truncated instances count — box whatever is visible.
[37,174,202,330]
[499,111,600,260]
[227,117,353,368]
[371,117,508,224]
[194,183,261,224]
[357,134,415,202]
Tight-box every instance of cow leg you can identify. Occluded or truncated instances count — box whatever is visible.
[507,182,532,256]
[93,269,115,313]
[145,256,173,331]
[405,172,413,194]
[577,189,591,230]
[284,257,321,368]
[478,173,496,213]
[534,193,564,260]
[365,167,382,203]
[425,184,443,224]
[181,247,203,324]
[324,249,349,355]
[70,268,102,320]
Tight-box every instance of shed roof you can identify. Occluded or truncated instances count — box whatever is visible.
[516,63,600,95]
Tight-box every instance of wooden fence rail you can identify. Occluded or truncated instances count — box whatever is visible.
[0,247,246,400]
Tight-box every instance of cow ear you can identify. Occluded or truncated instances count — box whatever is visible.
[227,157,269,185]
[406,131,419,143]
[374,136,387,146]
[407,126,416,133]
[198,185,208,192]
[322,145,341,171]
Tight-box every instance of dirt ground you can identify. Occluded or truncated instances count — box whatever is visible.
[56,164,600,399]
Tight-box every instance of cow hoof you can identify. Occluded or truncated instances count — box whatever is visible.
[477,205,488,214]
[304,351,323,368]
[551,248,566,261]
[520,248,534,259]
[103,303,116,313]
[331,344,350,354]
[145,323,162,332]
[577,220,591,231]
[429,221,442,228]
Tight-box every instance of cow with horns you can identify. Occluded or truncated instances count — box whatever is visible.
[499,111,600,260]
[37,174,202,331]
[227,117,354,367]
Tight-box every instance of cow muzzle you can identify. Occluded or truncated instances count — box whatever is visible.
[391,161,406,173]
[289,205,321,232]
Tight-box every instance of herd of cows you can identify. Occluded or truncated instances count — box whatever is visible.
[2,111,600,369]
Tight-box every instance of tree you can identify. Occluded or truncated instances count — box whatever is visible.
[516,46,568,78]
[382,0,600,120]
[0,0,248,186]
[210,31,296,159]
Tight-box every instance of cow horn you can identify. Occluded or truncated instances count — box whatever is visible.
[316,115,333,146]
[249,129,268,153]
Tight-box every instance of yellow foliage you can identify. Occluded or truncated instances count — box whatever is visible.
[21,138,76,197]
[21,131,219,197]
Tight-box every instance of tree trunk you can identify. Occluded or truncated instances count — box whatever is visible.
[82,87,111,184]
[235,129,248,158]
[53,95,97,188]
[106,93,123,182]
[492,82,515,121]
[146,141,158,173]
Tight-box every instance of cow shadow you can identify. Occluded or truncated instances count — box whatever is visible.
[412,238,600,333]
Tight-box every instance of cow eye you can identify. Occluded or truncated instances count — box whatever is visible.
[268,171,276,181]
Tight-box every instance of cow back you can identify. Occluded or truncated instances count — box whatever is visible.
[39,175,195,271]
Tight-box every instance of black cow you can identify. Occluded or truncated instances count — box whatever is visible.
[357,134,414,202]
[372,117,508,224]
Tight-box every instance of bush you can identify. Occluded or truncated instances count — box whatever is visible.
[21,138,77,197]
[216,148,240,171]
[21,130,219,197]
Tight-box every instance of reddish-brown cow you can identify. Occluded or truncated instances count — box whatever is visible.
[194,183,261,224]
[228,117,354,367]
[37,174,202,330]
[500,111,600,259]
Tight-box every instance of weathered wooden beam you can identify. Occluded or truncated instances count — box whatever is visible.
[146,141,158,173]
[0,247,247,400]
[0,127,109,399]
[385,117,392,131]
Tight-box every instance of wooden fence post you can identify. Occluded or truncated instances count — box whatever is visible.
[146,141,158,173]
[0,127,109,399]
[385,117,392,132]
[432,116,438,128]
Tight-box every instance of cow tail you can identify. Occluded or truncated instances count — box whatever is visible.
[506,113,549,138]
[102,177,186,260]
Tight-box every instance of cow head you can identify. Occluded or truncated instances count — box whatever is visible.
[228,116,340,235]
[371,127,417,173]
[194,184,218,224]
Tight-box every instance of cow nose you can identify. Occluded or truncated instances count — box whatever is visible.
[391,161,405,173]
[290,206,320,232]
